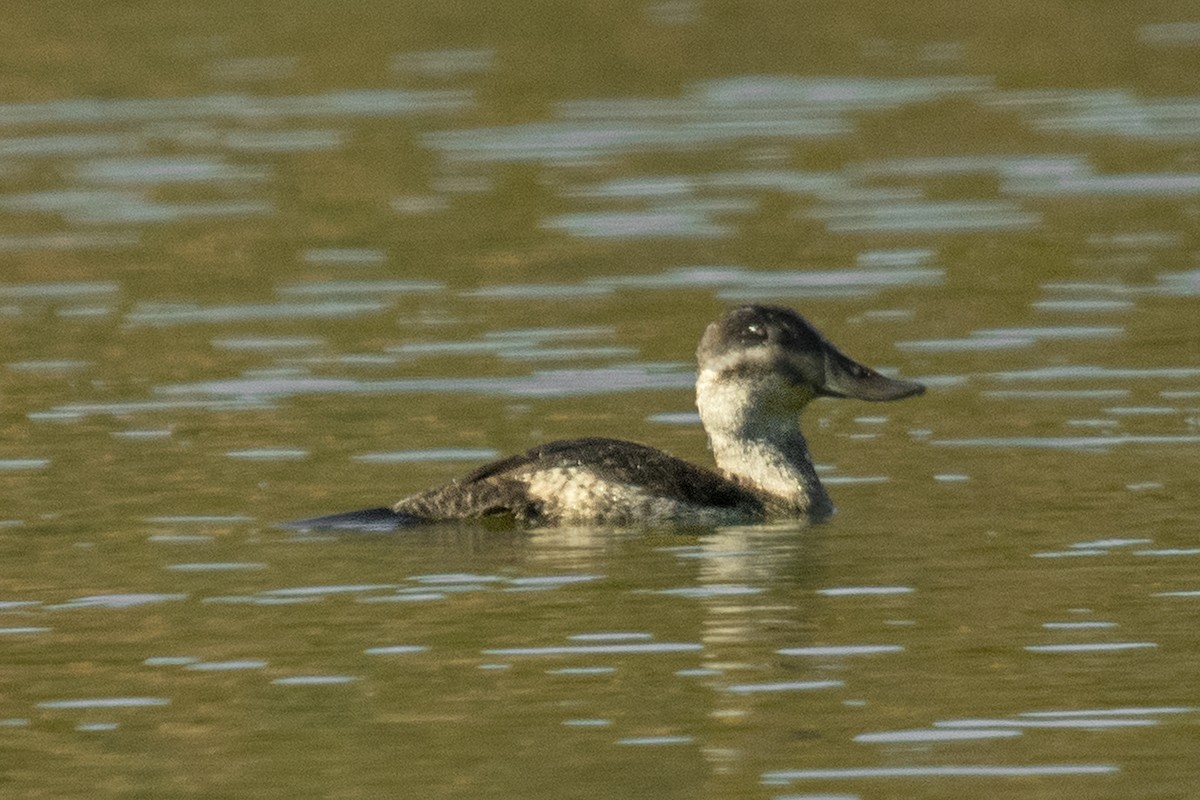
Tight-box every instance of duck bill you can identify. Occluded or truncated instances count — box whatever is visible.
[817,346,925,402]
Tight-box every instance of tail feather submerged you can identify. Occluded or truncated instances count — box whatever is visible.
[278,507,422,532]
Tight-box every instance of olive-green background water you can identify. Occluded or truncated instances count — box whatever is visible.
[2,2,1199,798]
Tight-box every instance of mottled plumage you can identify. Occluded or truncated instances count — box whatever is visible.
[395,437,765,526]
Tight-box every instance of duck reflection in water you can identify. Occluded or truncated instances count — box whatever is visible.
[284,305,924,530]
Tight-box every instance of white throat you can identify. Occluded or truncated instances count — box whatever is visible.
[695,366,831,517]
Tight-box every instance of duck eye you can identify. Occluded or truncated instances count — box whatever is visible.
[744,323,768,342]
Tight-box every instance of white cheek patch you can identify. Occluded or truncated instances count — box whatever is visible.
[697,360,816,424]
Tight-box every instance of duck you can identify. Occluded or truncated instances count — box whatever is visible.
[282,304,924,530]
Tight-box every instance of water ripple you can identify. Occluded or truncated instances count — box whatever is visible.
[156,365,695,400]
[763,764,1118,782]
[778,645,903,657]
[482,643,703,656]
[38,697,170,709]
[855,728,1021,743]
[0,90,471,128]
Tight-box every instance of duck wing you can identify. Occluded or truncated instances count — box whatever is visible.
[396,437,762,525]
[464,437,755,507]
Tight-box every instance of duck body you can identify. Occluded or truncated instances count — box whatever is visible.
[400,436,766,527]
[283,305,923,531]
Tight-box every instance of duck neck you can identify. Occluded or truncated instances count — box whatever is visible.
[696,371,832,519]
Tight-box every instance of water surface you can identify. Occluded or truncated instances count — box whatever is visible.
[2,2,1199,798]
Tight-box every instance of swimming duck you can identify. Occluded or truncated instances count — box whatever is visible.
[283,305,923,530]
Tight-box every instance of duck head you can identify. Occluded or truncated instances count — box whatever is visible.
[696,304,924,426]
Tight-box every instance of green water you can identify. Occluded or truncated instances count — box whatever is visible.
[2,2,1200,798]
